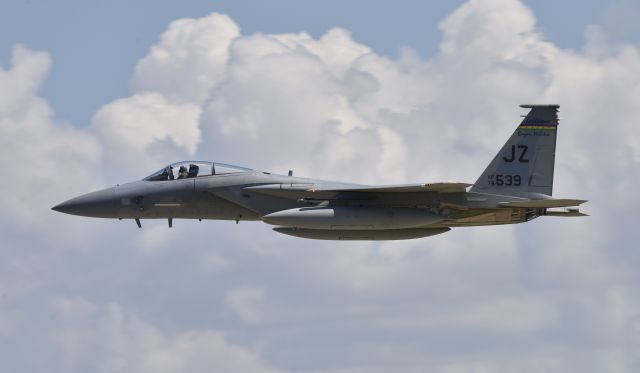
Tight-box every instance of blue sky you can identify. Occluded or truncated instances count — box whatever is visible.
[1,0,637,126]
[1,1,640,372]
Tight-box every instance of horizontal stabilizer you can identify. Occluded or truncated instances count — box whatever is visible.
[545,208,589,217]
[499,199,588,208]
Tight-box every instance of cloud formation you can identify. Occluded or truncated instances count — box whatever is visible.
[52,298,280,373]
[0,45,102,229]
[1,0,639,372]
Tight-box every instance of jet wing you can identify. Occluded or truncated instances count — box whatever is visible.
[312,182,472,193]
[244,182,471,195]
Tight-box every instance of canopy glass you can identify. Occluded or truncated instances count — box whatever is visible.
[144,161,252,181]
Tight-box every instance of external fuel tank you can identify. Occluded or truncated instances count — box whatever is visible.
[262,206,443,230]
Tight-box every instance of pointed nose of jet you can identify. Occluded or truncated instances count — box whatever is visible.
[52,187,117,218]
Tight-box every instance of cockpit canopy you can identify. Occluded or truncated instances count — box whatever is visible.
[144,161,253,181]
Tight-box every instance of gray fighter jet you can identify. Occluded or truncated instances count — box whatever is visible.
[52,105,587,240]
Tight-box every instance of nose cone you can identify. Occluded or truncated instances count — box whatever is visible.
[52,188,117,218]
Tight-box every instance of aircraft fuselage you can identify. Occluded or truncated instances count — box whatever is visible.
[52,105,587,240]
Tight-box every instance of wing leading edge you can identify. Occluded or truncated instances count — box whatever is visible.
[245,182,472,195]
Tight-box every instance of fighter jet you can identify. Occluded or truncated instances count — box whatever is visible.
[52,105,587,240]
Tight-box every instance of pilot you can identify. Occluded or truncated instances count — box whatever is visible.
[177,166,189,179]
[188,164,199,178]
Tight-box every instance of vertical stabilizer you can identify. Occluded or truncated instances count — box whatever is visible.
[470,105,559,196]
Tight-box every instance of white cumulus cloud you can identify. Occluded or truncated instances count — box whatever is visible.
[52,299,280,373]
[2,0,640,372]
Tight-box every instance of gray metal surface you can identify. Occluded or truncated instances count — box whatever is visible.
[52,105,587,240]
[263,207,443,230]
[272,227,451,240]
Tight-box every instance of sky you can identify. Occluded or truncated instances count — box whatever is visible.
[2,0,639,126]
[1,0,640,372]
